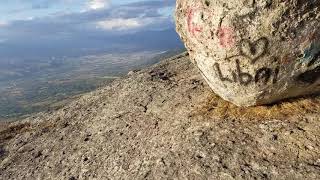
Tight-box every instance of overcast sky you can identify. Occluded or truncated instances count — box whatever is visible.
[0,0,176,46]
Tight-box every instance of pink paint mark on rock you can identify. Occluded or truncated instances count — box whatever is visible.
[187,8,203,37]
[217,27,235,48]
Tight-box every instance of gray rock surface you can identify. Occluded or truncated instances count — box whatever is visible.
[175,0,320,106]
[1,53,320,179]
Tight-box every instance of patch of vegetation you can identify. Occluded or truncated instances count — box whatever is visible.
[192,93,320,120]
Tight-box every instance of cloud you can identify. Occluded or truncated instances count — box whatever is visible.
[0,21,8,27]
[0,0,178,56]
[97,18,143,30]
[1,0,176,33]
[30,0,80,9]
[88,0,110,10]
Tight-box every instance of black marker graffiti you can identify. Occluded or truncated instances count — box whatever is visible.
[214,63,233,83]
[214,36,280,86]
[236,59,253,86]
[214,60,279,86]
[272,66,280,84]
[239,37,269,64]
[255,67,272,84]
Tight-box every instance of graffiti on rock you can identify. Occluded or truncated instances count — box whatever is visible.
[239,37,269,64]
[187,8,203,36]
[217,27,236,48]
[214,59,280,86]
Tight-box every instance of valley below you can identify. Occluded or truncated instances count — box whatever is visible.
[0,50,182,121]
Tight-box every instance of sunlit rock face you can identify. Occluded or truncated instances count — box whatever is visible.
[175,0,320,106]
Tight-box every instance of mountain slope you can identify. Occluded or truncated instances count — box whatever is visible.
[1,53,320,179]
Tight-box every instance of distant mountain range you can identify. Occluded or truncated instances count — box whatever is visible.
[0,28,184,60]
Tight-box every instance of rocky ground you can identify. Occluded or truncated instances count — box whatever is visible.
[0,53,320,180]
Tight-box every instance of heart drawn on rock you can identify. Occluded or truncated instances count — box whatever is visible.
[240,37,269,64]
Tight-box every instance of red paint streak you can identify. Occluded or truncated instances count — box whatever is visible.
[187,8,203,36]
[217,27,235,48]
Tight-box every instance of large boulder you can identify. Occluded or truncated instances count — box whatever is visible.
[175,0,320,106]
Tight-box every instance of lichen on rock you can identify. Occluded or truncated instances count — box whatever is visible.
[175,0,320,106]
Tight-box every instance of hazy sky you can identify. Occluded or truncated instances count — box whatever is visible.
[0,0,173,21]
[0,0,176,45]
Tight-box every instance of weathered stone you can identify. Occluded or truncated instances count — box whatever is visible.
[175,0,320,106]
[1,54,320,179]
